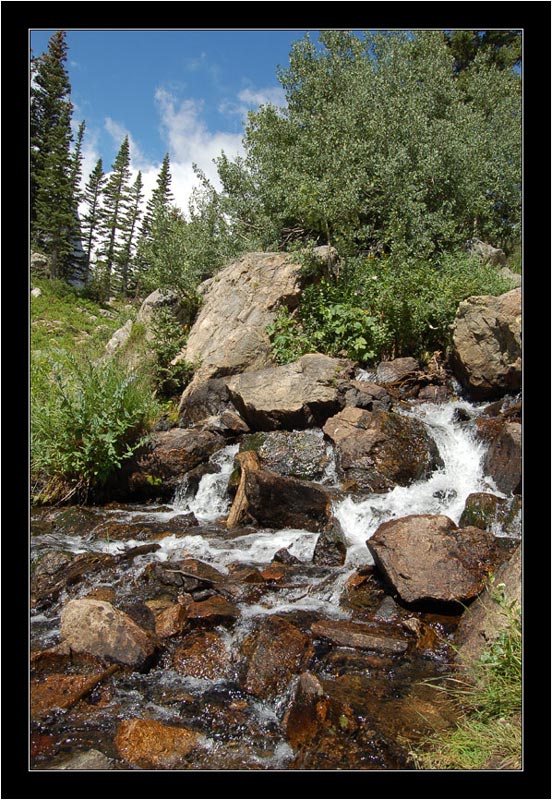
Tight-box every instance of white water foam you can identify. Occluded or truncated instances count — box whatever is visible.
[334,399,491,567]
[172,443,239,522]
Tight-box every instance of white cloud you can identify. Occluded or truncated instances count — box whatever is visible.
[154,87,244,213]
[237,86,286,108]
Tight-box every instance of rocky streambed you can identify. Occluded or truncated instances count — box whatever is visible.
[30,380,521,771]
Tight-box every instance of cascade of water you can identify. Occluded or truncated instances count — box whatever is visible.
[334,398,492,567]
[172,443,239,522]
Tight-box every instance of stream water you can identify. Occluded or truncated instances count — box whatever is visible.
[30,394,519,770]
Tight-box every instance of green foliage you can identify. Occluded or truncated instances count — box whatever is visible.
[148,306,196,398]
[268,249,514,365]
[411,583,521,770]
[214,30,521,258]
[31,352,159,501]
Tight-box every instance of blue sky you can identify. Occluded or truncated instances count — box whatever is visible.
[30,29,324,213]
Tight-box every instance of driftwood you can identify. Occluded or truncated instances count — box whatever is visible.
[226,451,261,529]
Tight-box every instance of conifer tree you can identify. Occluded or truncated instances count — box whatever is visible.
[31,30,77,279]
[116,171,143,295]
[98,136,131,295]
[81,157,106,284]
[140,152,174,240]
[69,120,86,204]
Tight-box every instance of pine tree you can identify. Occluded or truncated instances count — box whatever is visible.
[31,30,77,279]
[69,120,86,204]
[81,158,106,284]
[140,152,173,240]
[116,171,143,295]
[97,136,131,296]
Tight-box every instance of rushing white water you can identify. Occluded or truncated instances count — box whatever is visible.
[172,443,240,521]
[334,399,492,567]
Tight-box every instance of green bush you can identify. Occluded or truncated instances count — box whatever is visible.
[31,353,160,502]
[268,250,515,366]
[148,307,196,398]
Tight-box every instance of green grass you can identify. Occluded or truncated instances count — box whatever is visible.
[411,587,522,770]
[30,278,136,358]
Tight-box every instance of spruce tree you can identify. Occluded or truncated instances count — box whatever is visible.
[140,152,173,240]
[116,171,143,295]
[98,136,131,296]
[31,30,77,279]
[81,158,106,284]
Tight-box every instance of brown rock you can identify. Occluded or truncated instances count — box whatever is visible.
[455,545,521,667]
[367,514,502,604]
[240,468,334,532]
[323,407,442,493]
[155,602,190,638]
[60,599,156,667]
[241,615,314,699]
[312,517,347,566]
[188,595,240,626]
[311,620,408,654]
[376,357,419,384]
[126,428,225,499]
[284,672,330,749]
[451,288,521,400]
[339,380,392,412]
[459,492,521,536]
[226,353,355,430]
[172,629,233,680]
[115,718,200,769]
[31,666,118,720]
[484,421,521,494]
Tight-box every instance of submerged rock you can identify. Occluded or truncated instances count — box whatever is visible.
[240,615,314,699]
[323,407,443,493]
[172,629,234,680]
[283,672,330,749]
[311,620,408,655]
[60,599,156,668]
[451,288,521,400]
[115,718,201,769]
[367,514,502,604]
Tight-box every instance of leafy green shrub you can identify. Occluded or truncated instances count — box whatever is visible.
[31,353,160,502]
[148,307,196,398]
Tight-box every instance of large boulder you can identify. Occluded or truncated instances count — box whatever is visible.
[367,514,503,604]
[226,354,355,431]
[59,599,156,668]
[125,428,225,500]
[174,251,308,389]
[451,288,521,400]
[136,288,192,335]
[323,407,443,493]
[240,429,330,482]
[239,467,335,532]
[483,420,522,495]
[455,545,521,667]
[459,492,521,537]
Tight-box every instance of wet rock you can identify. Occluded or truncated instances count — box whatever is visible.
[95,514,198,542]
[198,410,250,438]
[484,421,521,494]
[323,407,443,493]
[312,517,347,566]
[172,629,234,679]
[340,567,387,615]
[451,288,521,400]
[241,468,334,532]
[32,550,72,578]
[273,548,302,566]
[60,599,156,668]
[117,599,157,633]
[44,749,113,770]
[226,353,355,431]
[455,545,521,667]
[367,514,503,605]
[283,672,330,749]
[459,492,522,537]
[373,595,401,622]
[338,380,392,412]
[417,384,451,402]
[376,357,419,385]
[240,615,314,699]
[240,429,330,481]
[188,595,240,626]
[311,620,408,655]
[155,601,190,638]
[178,378,234,426]
[32,552,116,609]
[125,428,226,500]
[31,665,118,721]
[42,505,101,537]
[115,718,201,769]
